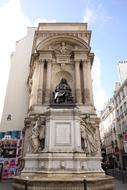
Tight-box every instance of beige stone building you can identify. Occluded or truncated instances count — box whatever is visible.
[100,99,118,164]
[0,27,36,132]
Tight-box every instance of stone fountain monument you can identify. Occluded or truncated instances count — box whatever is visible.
[13,23,113,190]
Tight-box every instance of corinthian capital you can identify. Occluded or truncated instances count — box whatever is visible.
[82,59,87,64]
[74,59,80,65]
[39,59,45,65]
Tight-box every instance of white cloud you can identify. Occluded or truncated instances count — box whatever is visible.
[0,0,57,120]
[92,55,108,111]
[83,4,112,24]
[32,18,56,26]
[0,0,108,120]
[83,7,97,24]
[83,4,111,111]
[0,0,31,120]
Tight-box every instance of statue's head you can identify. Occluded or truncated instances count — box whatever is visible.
[61,78,67,84]
[61,42,65,46]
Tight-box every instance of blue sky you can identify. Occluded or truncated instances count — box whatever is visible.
[0,0,127,116]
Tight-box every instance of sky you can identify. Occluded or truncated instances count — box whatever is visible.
[0,0,127,119]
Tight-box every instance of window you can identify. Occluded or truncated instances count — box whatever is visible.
[124,102,127,111]
[124,85,127,96]
[117,110,119,117]
[115,139,117,145]
[7,114,11,121]
[113,127,116,133]
[120,106,123,115]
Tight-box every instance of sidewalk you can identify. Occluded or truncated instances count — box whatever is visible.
[0,180,13,190]
[114,179,127,190]
[107,168,127,183]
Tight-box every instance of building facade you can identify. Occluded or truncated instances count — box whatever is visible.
[0,27,36,179]
[114,78,127,168]
[118,61,127,82]
[0,27,36,132]
[100,76,127,169]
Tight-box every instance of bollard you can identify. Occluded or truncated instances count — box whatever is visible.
[25,176,29,190]
[25,180,28,190]
[83,176,87,190]
[122,171,125,184]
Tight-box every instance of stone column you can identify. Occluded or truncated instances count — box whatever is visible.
[45,59,52,103]
[29,60,38,107]
[37,59,44,104]
[82,60,94,105]
[75,60,82,104]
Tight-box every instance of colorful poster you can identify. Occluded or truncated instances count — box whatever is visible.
[124,141,127,153]
[8,167,16,178]
[2,159,10,179]
[0,131,23,179]
[123,132,127,141]
[2,158,16,179]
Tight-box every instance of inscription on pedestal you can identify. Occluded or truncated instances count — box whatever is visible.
[55,123,71,145]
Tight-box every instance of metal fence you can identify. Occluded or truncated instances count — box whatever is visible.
[107,169,127,183]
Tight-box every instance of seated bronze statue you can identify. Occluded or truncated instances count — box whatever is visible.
[53,78,73,104]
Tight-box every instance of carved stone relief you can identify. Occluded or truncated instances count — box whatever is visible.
[24,116,46,154]
[53,42,73,65]
[31,117,45,153]
[80,115,98,155]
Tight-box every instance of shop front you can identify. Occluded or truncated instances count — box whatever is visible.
[0,131,23,179]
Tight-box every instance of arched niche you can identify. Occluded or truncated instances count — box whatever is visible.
[52,70,74,96]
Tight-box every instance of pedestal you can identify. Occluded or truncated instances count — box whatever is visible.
[13,107,113,190]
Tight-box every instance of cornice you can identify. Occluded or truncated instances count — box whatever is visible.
[36,31,91,44]
[114,78,127,98]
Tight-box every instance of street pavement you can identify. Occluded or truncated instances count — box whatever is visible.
[114,179,127,190]
[0,180,13,190]
[0,179,127,190]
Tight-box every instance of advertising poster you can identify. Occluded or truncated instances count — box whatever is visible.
[124,141,127,153]
[0,131,23,179]
[2,158,16,179]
